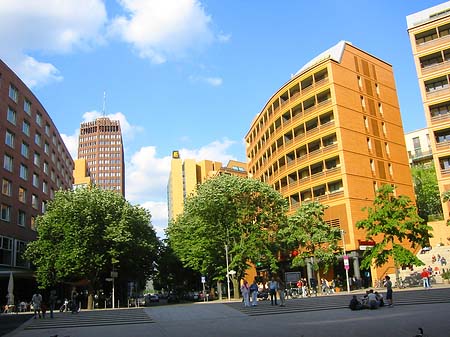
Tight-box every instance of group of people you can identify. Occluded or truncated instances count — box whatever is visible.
[240,276,286,307]
[349,275,393,310]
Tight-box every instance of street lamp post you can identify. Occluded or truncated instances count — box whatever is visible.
[225,244,231,301]
[341,229,351,293]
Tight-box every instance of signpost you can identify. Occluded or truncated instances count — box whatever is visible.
[340,230,350,293]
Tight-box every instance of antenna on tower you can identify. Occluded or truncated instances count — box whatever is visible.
[102,91,106,116]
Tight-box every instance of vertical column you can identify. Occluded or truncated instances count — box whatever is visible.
[353,254,361,280]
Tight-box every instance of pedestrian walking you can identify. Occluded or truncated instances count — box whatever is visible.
[31,291,43,319]
[240,280,250,307]
[49,289,57,318]
[277,276,286,307]
[269,276,278,306]
[249,279,258,306]
[384,275,393,307]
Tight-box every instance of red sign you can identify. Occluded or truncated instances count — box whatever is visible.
[343,255,350,270]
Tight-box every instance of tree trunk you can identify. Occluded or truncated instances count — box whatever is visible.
[232,278,239,300]
[217,280,222,300]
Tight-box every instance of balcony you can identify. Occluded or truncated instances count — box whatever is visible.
[436,141,450,149]
[431,111,450,123]
[416,34,450,52]
[421,60,450,76]
[426,86,450,99]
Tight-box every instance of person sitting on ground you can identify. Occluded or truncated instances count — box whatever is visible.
[366,289,379,309]
[375,291,384,307]
[349,295,363,310]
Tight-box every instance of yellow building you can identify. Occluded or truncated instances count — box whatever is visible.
[73,158,92,189]
[167,151,247,221]
[407,2,450,242]
[245,41,414,283]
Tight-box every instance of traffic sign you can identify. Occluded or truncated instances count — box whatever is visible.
[343,255,350,270]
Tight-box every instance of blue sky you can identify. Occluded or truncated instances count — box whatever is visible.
[0,0,445,237]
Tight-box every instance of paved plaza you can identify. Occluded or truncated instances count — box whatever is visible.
[2,287,450,337]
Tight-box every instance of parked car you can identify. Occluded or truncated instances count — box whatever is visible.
[149,294,159,303]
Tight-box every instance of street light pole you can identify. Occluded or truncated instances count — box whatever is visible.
[341,229,351,293]
[225,244,231,301]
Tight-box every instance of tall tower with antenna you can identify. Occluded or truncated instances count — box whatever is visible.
[76,93,125,196]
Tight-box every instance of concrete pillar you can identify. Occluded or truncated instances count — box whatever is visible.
[306,258,313,284]
[353,254,361,280]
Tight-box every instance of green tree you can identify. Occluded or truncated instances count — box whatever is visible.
[278,201,342,282]
[411,164,443,221]
[26,187,160,308]
[167,174,287,297]
[356,184,432,272]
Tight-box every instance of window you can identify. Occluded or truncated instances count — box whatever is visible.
[0,236,13,265]
[5,130,15,148]
[8,84,18,102]
[24,99,31,115]
[18,187,26,203]
[36,112,42,126]
[15,240,28,268]
[44,142,49,155]
[33,152,40,167]
[43,181,48,194]
[3,154,13,172]
[0,204,11,221]
[18,210,26,227]
[31,194,38,209]
[22,121,30,137]
[31,216,36,231]
[34,133,41,146]
[43,161,49,174]
[7,107,16,125]
[19,164,28,180]
[2,179,12,196]
[21,142,29,158]
[45,124,50,136]
[425,76,449,93]
[32,173,39,188]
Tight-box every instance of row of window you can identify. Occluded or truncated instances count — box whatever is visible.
[92,179,122,185]
[89,166,122,172]
[78,146,122,154]
[88,159,122,165]
[7,84,73,170]
[250,131,338,177]
[287,179,344,206]
[80,134,122,140]
[0,235,28,268]
[91,172,122,177]
[82,153,122,159]
[430,100,450,118]
[2,178,53,199]
[247,68,329,145]
[424,74,450,93]
[3,153,64,189]
[79,140,122,147]
[415,22,450,45]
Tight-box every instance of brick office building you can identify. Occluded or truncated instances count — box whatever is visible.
[0,59,74,303]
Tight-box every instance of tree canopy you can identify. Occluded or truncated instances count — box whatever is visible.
[26,187,160,293]
[411,164,443,221]
[167,174,287,283]
[278,201,342,273]
[356,184,432,270]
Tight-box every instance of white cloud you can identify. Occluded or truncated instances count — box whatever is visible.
[61,132,80,160]
[140,201,168,239]
[109,0,214,63]
[189,75,223,86]
[82,110,143,142]
[125,139,238,237]
[0,0,107,87]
